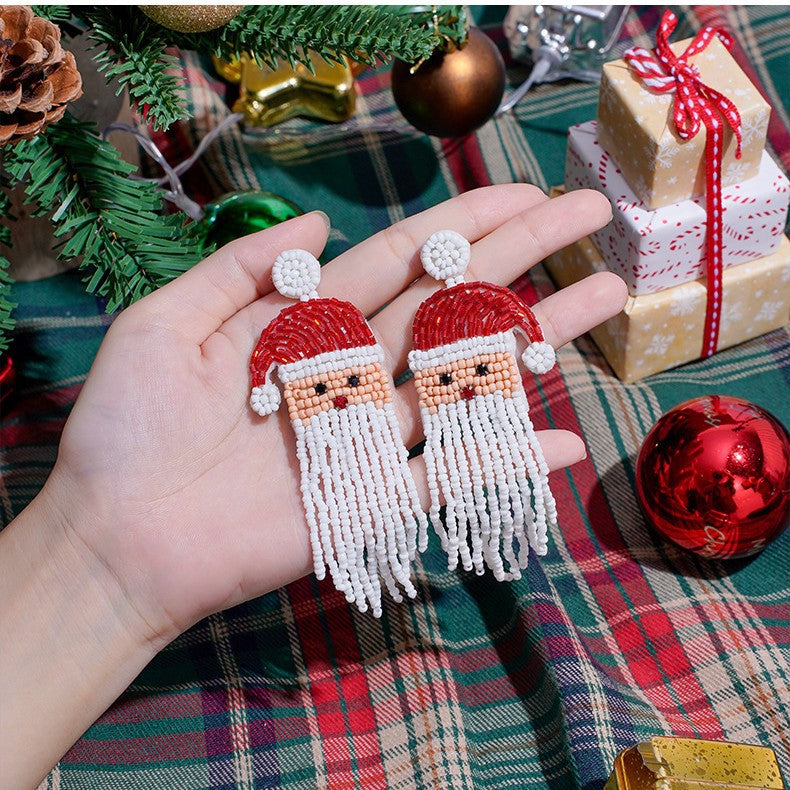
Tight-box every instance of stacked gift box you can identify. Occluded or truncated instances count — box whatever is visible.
[546,32,790,382]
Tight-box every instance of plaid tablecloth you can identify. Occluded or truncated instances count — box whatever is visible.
[3,6,789,789]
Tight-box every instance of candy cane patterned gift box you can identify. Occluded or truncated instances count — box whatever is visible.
[565,120,788,296]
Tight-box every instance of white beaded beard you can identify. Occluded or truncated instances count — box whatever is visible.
[421,390,557,581]
[292,400,428,617]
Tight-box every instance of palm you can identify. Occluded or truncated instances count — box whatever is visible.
[52,186,625,640]
[59,326,310,636]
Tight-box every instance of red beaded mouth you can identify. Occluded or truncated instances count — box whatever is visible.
[461,386,475,401]
[333,395,348,409]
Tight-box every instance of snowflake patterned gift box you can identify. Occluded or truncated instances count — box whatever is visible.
[565,120,789,296]
[597,36,771,210]
[544,214,790,382]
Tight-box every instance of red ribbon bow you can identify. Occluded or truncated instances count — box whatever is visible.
[624,10,743,358]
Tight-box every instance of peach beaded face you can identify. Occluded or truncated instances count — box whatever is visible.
[284,361,393,424]
[413,351,522,413]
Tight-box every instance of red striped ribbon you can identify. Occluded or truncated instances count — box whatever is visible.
[624,10,743,358]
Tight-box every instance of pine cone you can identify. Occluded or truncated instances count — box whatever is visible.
[0,6,82,145]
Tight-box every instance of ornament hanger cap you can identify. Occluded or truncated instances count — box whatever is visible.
[272,249,321,301]
[420,229,471,287]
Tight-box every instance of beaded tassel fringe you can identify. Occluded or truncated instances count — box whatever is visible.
[421,389,556,579]
[294,401,426,616]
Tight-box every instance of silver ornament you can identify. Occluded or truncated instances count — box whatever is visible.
[498,5,630,113]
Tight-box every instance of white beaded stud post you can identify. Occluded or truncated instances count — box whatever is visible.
[420,230,471,288]
[273,249,321,301]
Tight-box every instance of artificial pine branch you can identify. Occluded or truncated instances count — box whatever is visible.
[202,5,467,69]
[80,7,188,131]
[2,113,205,313]
[0,185,15,353]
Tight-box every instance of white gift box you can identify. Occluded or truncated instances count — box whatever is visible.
[565,120,789,296]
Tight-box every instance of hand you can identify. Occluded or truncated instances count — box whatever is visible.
[1,186,626,787]
[49,185,626,644]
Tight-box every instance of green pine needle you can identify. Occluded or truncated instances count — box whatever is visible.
[3,114,205,314]
[31,6,73,22]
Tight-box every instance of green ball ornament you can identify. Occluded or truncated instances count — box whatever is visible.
[199,190,303,252]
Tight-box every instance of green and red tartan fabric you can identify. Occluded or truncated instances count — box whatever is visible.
[2,6,789,789]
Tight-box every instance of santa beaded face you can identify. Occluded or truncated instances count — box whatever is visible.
[249,250,428,617]
[284,362,391,424]
[409,230,558,581]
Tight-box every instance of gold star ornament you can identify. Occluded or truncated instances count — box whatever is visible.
[216,52,356,127]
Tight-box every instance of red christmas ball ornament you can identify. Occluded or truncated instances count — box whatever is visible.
[636,396,790,559]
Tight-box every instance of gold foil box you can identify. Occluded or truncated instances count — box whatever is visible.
[603,736,785,789]
[544,225,790,383]
[597,36,771,210]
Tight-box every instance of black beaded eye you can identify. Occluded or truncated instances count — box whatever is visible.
[439,372,453,386]
[347,375,360,387]
[314,382,327,395]
[476,363,489,376]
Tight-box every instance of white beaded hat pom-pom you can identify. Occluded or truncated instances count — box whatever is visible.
[273,249,321,301]
[250,384,281,416]
[421,230,471,288]
[522,341,556,375]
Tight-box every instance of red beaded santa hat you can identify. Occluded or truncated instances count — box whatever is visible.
[408,230,555,375]
[250,249,382,416]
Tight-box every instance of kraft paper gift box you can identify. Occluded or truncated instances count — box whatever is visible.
[545,231,790,383]
[597,36,771,210]
[565,120,789,296]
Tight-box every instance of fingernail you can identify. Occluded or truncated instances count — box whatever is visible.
[310,210,331,232]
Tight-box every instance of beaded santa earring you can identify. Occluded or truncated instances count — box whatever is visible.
[408,230,558,581]
[250,250,428,616]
